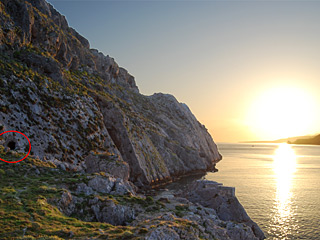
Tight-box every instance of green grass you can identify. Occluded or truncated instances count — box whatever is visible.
[0,153,149,239]
[0,149,174,239]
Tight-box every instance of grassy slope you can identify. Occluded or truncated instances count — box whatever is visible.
[0,150,138,239]
[0,149,200,240]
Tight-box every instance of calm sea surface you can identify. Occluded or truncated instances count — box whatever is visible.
[206,143,320,239]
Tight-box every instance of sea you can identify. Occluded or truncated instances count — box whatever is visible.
[206,143,320,240]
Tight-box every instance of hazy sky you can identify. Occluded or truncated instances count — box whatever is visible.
[48,0,320,142]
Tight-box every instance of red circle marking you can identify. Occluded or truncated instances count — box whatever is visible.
[0,131,31,163]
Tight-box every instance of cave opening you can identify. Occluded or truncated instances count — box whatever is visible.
[7,141,16,150]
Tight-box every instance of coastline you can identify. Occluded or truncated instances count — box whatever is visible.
[155,174,266,239]
[0,149,265,239]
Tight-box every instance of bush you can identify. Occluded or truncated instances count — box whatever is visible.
[0,106,8,113]
[2,186,16,193]
[0,145,5,154]
[146,196,154,202]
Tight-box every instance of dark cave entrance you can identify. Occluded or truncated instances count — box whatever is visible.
[7,141,16,150]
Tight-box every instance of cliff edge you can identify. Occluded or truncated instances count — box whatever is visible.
[0,0,221,187]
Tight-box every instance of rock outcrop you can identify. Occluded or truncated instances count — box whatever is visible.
[0,0,221,187]
[0,150,264,239]
[180,180,265,239]
[0,1,265,239]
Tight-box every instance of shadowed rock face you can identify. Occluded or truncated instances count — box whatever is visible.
[0,0,221,187]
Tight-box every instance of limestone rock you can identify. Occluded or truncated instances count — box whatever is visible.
[87,175,135,195]
[84,151,129,180]
[0,1,266,239]
[181,180,265,240]
[56,190,135,226]
[75,183,94,196]
[58,190,76,216]
[50,170,264,239]
[0,0,221,188]
[90,198,135,225]
[145,227,180,240]
[87,175,116,194]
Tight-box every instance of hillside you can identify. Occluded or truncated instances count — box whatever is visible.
[0,0,221,187]
[0,147,264,239]
[290,134,320,145]
[242,134,317,144]
[0,0,264,239]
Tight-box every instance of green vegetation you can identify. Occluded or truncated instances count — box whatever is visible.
[0,147,176,239]
[0,2,213,238]
[0,152,151,239]
[174,204,189,217]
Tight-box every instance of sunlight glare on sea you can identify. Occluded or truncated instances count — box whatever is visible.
[271,144,298,239]
[206,143,320,239]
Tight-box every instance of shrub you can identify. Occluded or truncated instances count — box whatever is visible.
[0,145,5,154]
[0,106,8,113]
[146,196,154,202]
[2,186,16,193]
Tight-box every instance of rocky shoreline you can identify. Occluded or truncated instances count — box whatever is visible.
[0,149,265,239]
[56,175,265,239]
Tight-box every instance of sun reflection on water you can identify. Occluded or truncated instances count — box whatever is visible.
[270,144,298,239]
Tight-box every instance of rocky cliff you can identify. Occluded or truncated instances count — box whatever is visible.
[0,0,221,187]
[0,0,265,239]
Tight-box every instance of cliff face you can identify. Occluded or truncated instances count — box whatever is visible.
[0,1,266,239]
[0,0,221,187]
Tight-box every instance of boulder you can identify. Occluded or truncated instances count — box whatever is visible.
[84,152,129,180]
[145,227,180,240]
[181,180,265,240]
[56,191,135,226]
[89,197,135,225]
[87,175,135,196]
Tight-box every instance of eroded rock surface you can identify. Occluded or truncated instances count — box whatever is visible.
[54,175,264,240]
[0,0,221,187]
[0,0,265,239]
[180,180,265,239]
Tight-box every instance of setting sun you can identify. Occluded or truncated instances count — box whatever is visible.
[246,86,316,140]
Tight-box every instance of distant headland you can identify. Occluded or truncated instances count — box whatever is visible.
[241,134,320,145]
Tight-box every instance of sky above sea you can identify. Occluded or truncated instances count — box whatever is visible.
[48,0,320,142]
